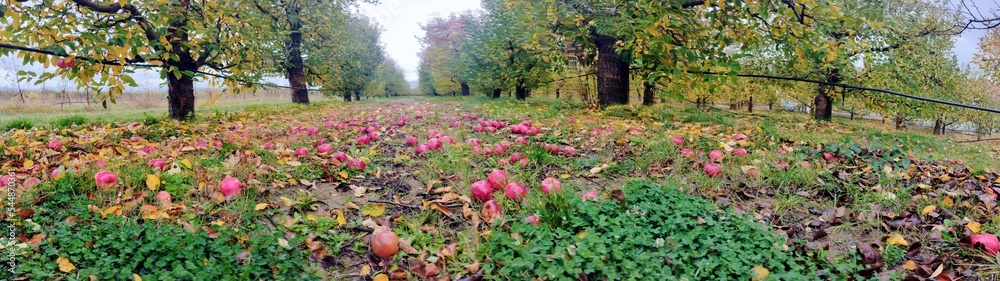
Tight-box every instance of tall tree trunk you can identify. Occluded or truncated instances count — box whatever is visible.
[747,95,753,113]
[642,81,654,106]
[594,34,629,106]
[461,83,470,96]
[556,88,561,99]
[814,70,839,121]
[768,101,774,111]
[167,72,196,121]
[492,89,501,98]
[286,4,309,104]
[354,91,361,101]
[515,82,527,100]
[343,90,352,102]
[895,114,905,130]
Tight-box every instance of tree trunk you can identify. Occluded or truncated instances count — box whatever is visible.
[167,72,196,121]
[747,95,753,113]
[492,89,501,98]
[595,33,629,106]
[814,89,833,120]
[461,83,470,96]
[894,114,905,130]
[343,90,352,102]
[642,81,654,106]
[933,118,944,135]
[730,102,738,110]
[556,88,561,99]
[814,71,839,121]
[515,82,527,100]
[354,91,361,101]
[768,101,774,111]
[286,4,309,104]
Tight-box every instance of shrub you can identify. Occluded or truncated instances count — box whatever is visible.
[485,181,829,280]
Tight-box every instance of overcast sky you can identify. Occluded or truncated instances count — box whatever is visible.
[0,1,991,91]
[358,0,482,81]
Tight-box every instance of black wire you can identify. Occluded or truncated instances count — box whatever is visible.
[684,70,1000,114]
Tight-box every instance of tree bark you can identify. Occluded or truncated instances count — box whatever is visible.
[515,82,527,100]
[343,90,352,102]
[642,81,654,106]
[933,118,944,135]
[461,83,470,96]
[167,72,196,121]
[285,4,309,104]
[814,70,839,121]
[354,91,361,101]
[747,95,753,113]
[492,89,501,98]
[595,34,629,106]
[895,114,905,130]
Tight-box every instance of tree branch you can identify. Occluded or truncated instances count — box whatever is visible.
[71,0,160,43]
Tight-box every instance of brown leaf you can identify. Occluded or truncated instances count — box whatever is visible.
[398,238,418,254]
[464,262,480,274]
[857,243,884,277]
[429,202,453,217]
[15,209,34,219]
[424,263,440,277]
[389,268,409,280]
[26,233,46,245]
[439,243,458,259]
[408,258,428,276]
[201,226,219,239]
[236,249,250,264]
[610,190,626,205]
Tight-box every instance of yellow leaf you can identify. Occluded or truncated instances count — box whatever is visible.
[211,193,226,204]
[23,159,34,169]
[180,159,192,169]
[360,265,372,275]
[346,202,361,210]
[372,274,389,281]
[280,197,293,207]
[887,233,909,247]
[968,221,982,233]
[560,174,571,179]
[942,197,954,207]
[278,238,290,249]
[751,265,769,281]
[289,178,298,186]
[102,205,122,218]
[307,213,316,221]
[146,175,161,190]
[57,256,76,272]
[254,203,268,211]
[361,203,386,217]
[336,211,347,226]
[921,205,937,216]
[133,274,142,281]
[338,171,349,179]
[902,260,917,271]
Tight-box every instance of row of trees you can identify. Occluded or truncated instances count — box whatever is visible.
[417,0,1000,136]
[0,0,408,120]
